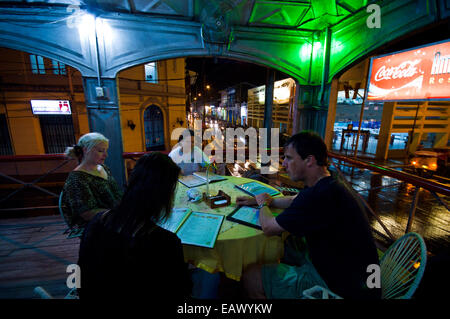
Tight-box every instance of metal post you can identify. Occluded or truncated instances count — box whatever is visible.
[405,186,420,233]
[354,60,371,158]
[263,68,275,147]
[291,80,301,135]
[83,77,126,190]
[319,27,331,105]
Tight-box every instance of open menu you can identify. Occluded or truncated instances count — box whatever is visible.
[193,171,227,182]
[178,172,227,188]
[235,181,280,197]
[226,206,261,230]
[157,208,224,248]
[178,175,206,188]
[157,208,192,233]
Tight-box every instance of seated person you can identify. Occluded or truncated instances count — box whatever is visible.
[169,129,210,176]
[62,132,122,228]
[77,152,192,301]
[238,131,381,299]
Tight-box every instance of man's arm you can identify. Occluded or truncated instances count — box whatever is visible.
[271,195,296,209]
[255,193,286,236]
[258,206,285,236]
[236,194,296,209]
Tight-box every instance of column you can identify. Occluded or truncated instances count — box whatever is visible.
[263,68,275,146]
[83,77,126,190]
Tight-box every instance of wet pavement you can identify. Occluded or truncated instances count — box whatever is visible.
[331,161,450,256]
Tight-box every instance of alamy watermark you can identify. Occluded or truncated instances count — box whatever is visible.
[171,120,280,174]
[66,264,81,289]
[366,264,381,289]
[366,4,381,29]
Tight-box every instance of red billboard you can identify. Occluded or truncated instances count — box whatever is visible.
[367,40,450,101]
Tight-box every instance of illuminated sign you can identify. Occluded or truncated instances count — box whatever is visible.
[251,78,296,104]
[274,78,295,104]
[31,100,71,115]
[367,39,450,101]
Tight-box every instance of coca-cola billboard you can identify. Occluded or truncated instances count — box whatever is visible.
[367,39,450,101]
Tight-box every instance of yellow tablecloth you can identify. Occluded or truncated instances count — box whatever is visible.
[174,176,285,281]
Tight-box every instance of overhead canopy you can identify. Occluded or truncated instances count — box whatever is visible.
[0,0,447,84]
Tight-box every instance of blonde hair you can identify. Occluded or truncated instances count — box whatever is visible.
[65,132,109,161]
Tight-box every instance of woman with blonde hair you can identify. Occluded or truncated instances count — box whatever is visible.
[62,132,122,228]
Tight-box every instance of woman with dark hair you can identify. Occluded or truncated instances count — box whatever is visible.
[77,152,192,300]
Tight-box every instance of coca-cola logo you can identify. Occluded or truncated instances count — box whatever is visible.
[374,60,421,82]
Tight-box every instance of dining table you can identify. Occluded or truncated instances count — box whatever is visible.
[173,175,286,281]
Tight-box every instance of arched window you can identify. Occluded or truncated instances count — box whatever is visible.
[143,105,165,151]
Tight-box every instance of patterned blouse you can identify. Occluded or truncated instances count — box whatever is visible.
[62,165,122,227]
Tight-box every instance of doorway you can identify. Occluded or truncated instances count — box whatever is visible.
[143,104,165,151]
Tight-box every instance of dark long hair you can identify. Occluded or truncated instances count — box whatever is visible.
[104,152,180,238]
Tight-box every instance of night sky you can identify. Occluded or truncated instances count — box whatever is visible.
[185,57,290,98]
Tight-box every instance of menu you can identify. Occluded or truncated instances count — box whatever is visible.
[235,181,280,197]
[178,172,227,188]
[178,175,206,188]
[176,212,224,248]
[226,206,261,230]
[157,208,191,233]
[158,208,224,248]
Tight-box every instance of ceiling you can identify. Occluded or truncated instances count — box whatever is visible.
[0,0,370,32]
[0,0,446,94]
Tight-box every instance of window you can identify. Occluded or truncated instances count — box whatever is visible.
[52,60,66,75]
[144,62,158,83]
[39,115,75,154]
[0,114,13,155]
[29,54,46,74]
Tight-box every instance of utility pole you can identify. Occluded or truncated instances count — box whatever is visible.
[263,68,275,148]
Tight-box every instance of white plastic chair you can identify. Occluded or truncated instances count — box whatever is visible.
[302,232,427,299]
[59,191,84,239]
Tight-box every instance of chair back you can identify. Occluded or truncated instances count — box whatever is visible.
[59,191,71,227]
[380,232,427,299]
[59,191,84,238]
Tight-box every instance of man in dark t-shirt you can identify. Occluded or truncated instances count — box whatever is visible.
[238,131,381,299]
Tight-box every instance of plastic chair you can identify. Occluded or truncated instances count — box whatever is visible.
[302,285,342,299]
[34,286,78,299]
[59,191,84,239]
[380,232,427,299]
[302,232,427,299]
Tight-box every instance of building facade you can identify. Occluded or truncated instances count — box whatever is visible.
[0,48,187,156]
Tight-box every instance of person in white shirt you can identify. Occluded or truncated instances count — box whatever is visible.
[169,129,210,176]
